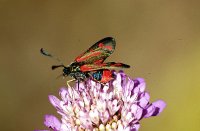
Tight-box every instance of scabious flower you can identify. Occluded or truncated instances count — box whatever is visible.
[41,71,166,131]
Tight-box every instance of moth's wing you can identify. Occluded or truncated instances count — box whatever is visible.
[80,62,130,72]
[74,37,116,64]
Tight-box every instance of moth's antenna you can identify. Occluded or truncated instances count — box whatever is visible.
[52,65,65,70]
[40,48,63,64]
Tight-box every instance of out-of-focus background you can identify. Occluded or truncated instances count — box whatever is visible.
[0,0,200,130]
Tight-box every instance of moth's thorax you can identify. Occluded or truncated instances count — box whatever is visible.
[62,62,85,81]
[69,71,87,81]
[69,62,81,72]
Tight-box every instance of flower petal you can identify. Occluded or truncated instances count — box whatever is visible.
[59,87,70,103]
[130,122,140,131]
[132,80,146,94]
[48,95,61,110]
[44,115,61,131]
[138,92,150,108]
[144,100,166,118]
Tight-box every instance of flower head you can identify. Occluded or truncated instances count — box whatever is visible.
[42,71,166,131]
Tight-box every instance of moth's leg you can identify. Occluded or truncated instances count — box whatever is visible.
[66,78,76,88]
[87,72,93,78]
[77,80,80,90]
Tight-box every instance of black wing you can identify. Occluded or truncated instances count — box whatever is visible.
[80,62,130,72]
[74,37,116,64]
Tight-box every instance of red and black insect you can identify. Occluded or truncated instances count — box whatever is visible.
[40,37,130,86]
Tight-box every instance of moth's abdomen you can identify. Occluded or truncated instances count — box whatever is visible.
[92,69,114,83]
[92,70,102,81]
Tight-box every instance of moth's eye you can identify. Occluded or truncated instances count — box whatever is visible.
[63,68,70,75]
[63,68,66,73]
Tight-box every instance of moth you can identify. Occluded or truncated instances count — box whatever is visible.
[41,37,130,87]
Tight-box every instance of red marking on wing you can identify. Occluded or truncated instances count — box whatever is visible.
[80,62,130,72]
[76,51,102,63]
[98,43,104,48]
[94,59,104,64]
[75,53,84,61]
[105,62,130,68]
[80,65,94,72]
[113,63,122,66]
[100,70,113,83]
[98,43,113,51]
[90,49,95,52]
[74,37,115,64]
[98,63,124,67]
[104,45,113,51]
[80,64,103,72]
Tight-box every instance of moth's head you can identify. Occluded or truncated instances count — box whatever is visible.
[63,66,70,76]
[51,64,70,76]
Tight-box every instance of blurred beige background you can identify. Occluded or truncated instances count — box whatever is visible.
[0,0,200,130]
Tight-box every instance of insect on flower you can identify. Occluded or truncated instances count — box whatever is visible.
[40,37,130,87]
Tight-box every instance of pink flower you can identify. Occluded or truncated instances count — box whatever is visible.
[41,71,166,131]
